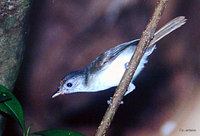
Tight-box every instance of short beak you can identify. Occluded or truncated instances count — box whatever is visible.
[52,90,66,98]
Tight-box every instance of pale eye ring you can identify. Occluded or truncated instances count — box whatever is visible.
[67,83,72,87]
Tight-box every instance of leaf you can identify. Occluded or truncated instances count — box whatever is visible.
[26,124,33,136]
[0,92,12,103]
[32,129,85,136]
[0,85,26,134]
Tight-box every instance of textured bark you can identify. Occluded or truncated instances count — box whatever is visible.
[95,0,168,135]
[0,0,30,135]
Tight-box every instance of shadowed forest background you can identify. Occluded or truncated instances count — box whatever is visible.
[4,0,200,136]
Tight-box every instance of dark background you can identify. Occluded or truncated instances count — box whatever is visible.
[5,0,200,136]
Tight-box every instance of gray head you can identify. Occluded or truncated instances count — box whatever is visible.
[52,70,86,98]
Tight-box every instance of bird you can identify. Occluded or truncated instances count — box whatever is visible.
[52,16,186,104]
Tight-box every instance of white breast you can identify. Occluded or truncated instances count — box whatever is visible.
[88,45,156,92]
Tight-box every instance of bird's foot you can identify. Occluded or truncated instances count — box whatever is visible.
[124,62,129,69]
[107,97,124,105]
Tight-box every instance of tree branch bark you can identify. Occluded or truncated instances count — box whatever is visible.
[95,0,168,136]
[0,0,31,135]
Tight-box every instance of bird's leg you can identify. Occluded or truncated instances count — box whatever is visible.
[124,62,129,69]
[107,83,135,104]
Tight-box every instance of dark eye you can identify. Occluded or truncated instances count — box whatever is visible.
[67,83,72,87]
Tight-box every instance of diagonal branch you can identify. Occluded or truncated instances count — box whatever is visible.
[95,0,169,136]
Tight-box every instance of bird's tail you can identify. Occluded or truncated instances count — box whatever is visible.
[149,16,186,47]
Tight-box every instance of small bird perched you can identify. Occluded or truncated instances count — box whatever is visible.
[52,16,186,103]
